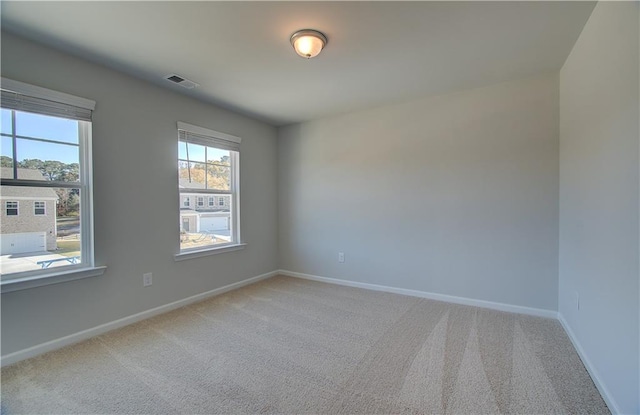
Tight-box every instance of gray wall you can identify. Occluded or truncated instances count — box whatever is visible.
[559,2,639,414]
[1,33,279,355]
[279,74,560,311]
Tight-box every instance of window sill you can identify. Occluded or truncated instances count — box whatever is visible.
[1,266,107,293]
[174,243,247,262]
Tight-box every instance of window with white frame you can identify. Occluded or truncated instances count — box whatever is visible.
[0,78,99,285]
[34,201,45,215]
[177,122,240,253]
[183,196,190,207]
[218,197,224,206]
[5,201,18,216]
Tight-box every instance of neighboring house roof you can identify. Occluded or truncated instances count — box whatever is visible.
[1,167,58,199]
[180,207,229,214]
[179,178,205,189]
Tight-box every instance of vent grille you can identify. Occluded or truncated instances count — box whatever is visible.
[167,75,184,83]
[165,74,199,89]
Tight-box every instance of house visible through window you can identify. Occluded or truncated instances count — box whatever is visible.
[0,78,97,283]
[5,201,18,216]
[34,201,45,215]
[178,122,241,253]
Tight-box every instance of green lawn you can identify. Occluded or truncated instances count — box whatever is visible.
[56,239,80,257]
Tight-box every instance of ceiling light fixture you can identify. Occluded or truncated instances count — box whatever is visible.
[290,29,327,59]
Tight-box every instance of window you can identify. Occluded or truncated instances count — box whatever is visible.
[34,201,45,215]
[183,197,190,207]
[218,197,225,206]
[5,201,18,216]
[0,78,102,289]
[177,122,240,254]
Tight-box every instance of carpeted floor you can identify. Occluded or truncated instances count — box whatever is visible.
[1,275,609,414]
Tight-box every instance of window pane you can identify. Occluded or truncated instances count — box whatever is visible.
[15,112,79,144]
[207,164,231,191]
[1,136,13,171]
[16,138,80,181]
[178,141,188,160]
[1,109,11,135]
[178,161,206,189]
[0,187,81,276]
[207,147,230,163]
[185,142,206,163]
[180,193,231,251]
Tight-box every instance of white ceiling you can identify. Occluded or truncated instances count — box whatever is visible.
[1,1,595,126]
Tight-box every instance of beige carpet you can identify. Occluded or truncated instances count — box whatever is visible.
[1,275,609,414]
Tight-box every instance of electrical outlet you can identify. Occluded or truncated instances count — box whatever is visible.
[143,272,153,287]
[338,252,345,263]
[576,292,580,310]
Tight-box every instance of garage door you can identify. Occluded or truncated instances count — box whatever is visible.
[1,232,46,255]
[200,216,229,232]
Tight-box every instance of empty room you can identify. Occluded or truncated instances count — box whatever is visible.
[0,1,638,414]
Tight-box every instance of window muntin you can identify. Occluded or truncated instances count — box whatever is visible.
[183,197,190,207]
[5,201,18,216]
[178,123,240,253]
[34,201,46,215]
[218,197,224,206]
[1,105,93,280]
[178,143,232,192]
[15,111,79,144]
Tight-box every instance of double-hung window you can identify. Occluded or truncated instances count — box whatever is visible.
[0,78,103,291]
[177,122,241,255]
[34,201,46,215]
[5,201,18,216]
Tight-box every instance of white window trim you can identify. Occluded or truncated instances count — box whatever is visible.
[177,121,241,145]
[174,243,247,261]
[34,201,46,215]
[184,197,190,207]
[0,80,105,290]
[1,266,107,293]
[197,196,204,207]
[1,77,96,111]
[176,122,242,258]
[208,196,215,207]
[5,201,18,216]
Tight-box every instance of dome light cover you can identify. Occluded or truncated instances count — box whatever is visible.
[290,29,328,59]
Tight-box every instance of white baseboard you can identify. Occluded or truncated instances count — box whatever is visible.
[558,314,621,415]
[1,270,279,367]
[279,270,558,319]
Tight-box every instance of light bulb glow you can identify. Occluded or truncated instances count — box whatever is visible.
[290,30,327,59]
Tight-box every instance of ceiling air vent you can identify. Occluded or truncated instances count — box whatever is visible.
[165,74,199,89]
